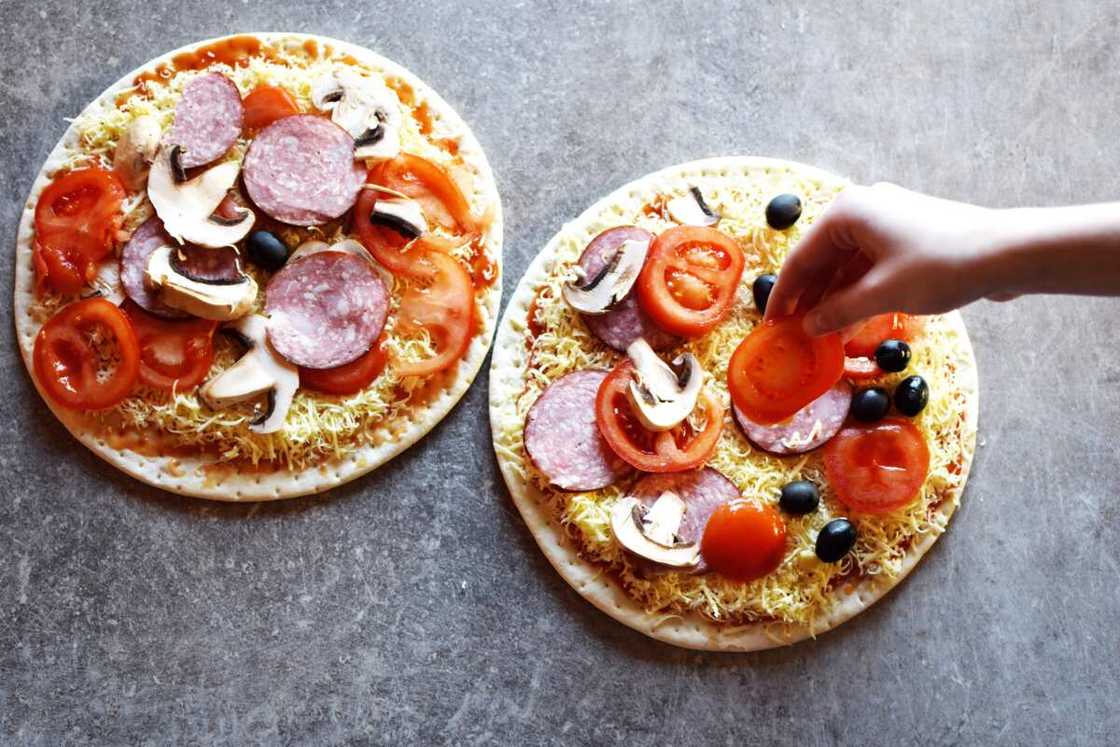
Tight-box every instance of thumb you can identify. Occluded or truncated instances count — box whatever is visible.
[803,266,898,336]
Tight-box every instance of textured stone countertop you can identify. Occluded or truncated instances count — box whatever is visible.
[3,2,1119,744]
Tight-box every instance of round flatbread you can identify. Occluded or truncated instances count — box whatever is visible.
[14,33,503,501]
[489,156,978,651]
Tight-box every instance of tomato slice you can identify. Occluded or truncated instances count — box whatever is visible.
[844,313,920,358]
[701,501,787,582]
[824,417,931,514]
[242,85,300,135]
[121,301,217,392]
[300,337,388,395]
[33,167,125,294]
[595,360,724,472]
[354,154,477,276]
[33,297,139,410]
[843,356,883,381]
[727,316,844,425]
[635,225,745,337]
[393,250,475,377]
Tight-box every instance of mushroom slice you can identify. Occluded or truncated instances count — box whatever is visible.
[289,238,375,265]
[370,197,428,239]
[625,338,704,431]
[610,495,700,569]
[147,146,255,248]
[199,315,299,435]
[313,69,402,162]
[561,237,649,315]
[111,115,162,191]
[145,246,258,321]
[667,186,720,227]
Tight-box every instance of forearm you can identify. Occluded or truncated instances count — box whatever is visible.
[980,204,1120,297]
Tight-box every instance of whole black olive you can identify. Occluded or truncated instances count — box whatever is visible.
[851,387,890,422]
[816,519,857,562]
[780,480,820,515]
[894,375,929,417]
[766,193,802,230]
[752,274,777,314]
[875,339,911,373]
[246,231,289,271]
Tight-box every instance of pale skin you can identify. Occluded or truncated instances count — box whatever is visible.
[764,182,1120,336]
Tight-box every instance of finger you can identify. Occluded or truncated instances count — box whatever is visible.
[764,211,852,320]
[803,265,900,336]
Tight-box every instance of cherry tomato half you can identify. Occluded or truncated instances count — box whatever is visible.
[824,417,931,514]
[242,85,301,135]
[701,501,787,582]
[636,225,745,337]
[33,167,125,294]
[727,316,844,425]
[595,360,724,472]
[844,313,920,358]
[33,297,139,410]
[121,301,217,392]
[300,338,389,395]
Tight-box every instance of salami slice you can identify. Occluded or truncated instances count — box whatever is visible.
[170,245,243,283]
[577,226,680,352]
[265,251,389,369]
[629,467,740,574]
[242,115,366,226]
[733,381,852,455]
[119,217,188,319]
[524,370,630,491]
[168,73,244,169]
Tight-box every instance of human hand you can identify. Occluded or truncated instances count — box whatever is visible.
[764,183,1004,336]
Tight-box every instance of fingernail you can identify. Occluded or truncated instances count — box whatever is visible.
[803,313,825,336]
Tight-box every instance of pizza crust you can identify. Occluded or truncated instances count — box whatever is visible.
[12,32,503,501]
[489,156,979,651]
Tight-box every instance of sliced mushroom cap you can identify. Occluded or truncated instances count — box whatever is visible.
[145,245,258,321]
[667,186,720,227]
[289,237,375,265]
[313,69,402,162]
[112,115,162,191]
[199,314,299,434]
[147,146,255,248]
[561,237,649,315]
[625,338,703,431]
[370,197,428,239]
[610,495,700,568]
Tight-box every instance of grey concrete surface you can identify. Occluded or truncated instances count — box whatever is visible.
[3,1,1119,744]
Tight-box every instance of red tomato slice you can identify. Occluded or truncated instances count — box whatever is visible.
[824,417,931,514]
[843,356,883,381]
[33,168,125,294]
[393,250,476,377]
[844,313,920,358]
[595,360,724,472]
[242,85,300,135]
[121,301,217,392]
[33,298,139,410]
[635,225,745,337]
[727,316,844,425]
[701,501,787,582]
[300,338,388,395]
[354,155,476,277]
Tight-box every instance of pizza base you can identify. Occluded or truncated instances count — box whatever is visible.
[12,32,503,501]
[489,156,979,651]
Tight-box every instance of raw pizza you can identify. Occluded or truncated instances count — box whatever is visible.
[14,33,503,500]
[489,157,978,651]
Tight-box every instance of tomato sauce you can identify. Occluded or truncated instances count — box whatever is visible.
[120,35,284,105]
